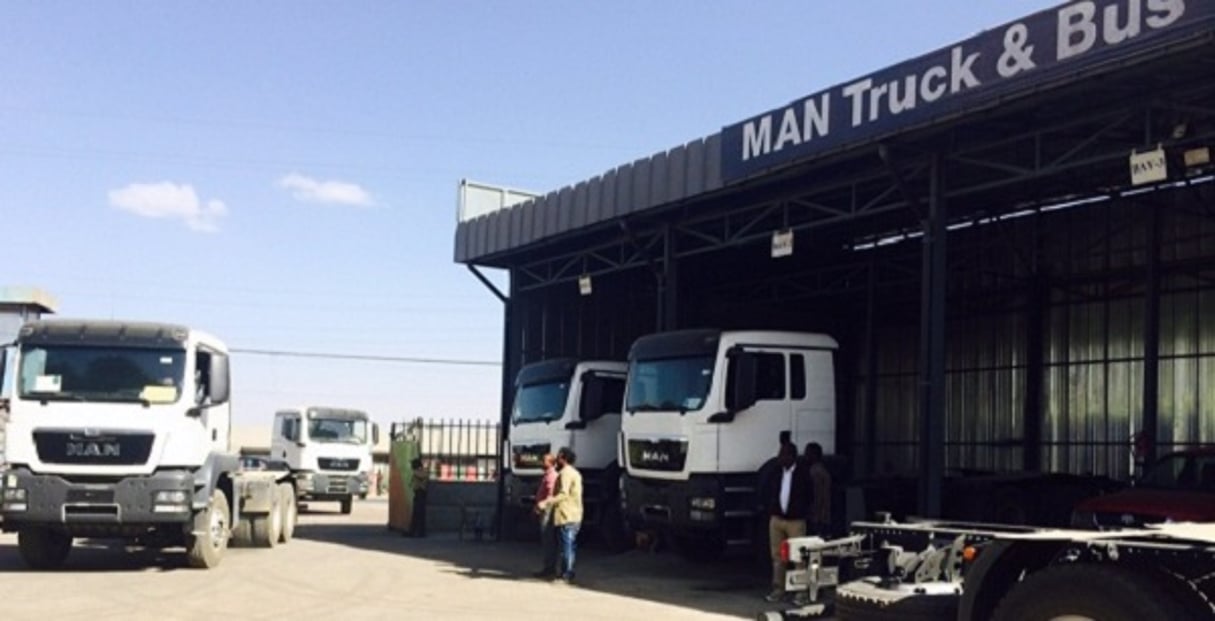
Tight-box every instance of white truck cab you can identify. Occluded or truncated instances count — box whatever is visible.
[0,319,294,570]
[620,329,837,554]
[504,359,628,545]
[271,406,377,514]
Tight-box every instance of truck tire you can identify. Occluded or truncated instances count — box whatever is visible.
[278,482,297,543]
[835,579,958,621]
[991,564,1200,621]
[597,500,631,553]
[340,496,353,515]
[187,490,230,569]
[251,490,283,548]
[232,518,253,547]
[17,527,73,570]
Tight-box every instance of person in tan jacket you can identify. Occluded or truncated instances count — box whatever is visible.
[537,447,582,583]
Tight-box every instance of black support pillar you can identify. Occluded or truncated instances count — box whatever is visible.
[657,224,679,331]
[1022,269,1047,473]
[1141,202,1162,465]
[917,154,947,518]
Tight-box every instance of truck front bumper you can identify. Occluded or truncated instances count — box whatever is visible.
[296,472,367,500]
[622,473,723,533]
[0,467,194,528]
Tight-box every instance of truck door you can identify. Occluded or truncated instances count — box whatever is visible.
[278,412,304,464]
[572,372,626,470]
[796,350,836,455]
[718,350,792,474]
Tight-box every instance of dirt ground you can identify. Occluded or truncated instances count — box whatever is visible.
[0,500,804,620]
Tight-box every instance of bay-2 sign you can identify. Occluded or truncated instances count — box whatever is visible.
[721,0,1214,183]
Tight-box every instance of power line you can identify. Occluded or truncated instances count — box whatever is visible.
[229,347,500,367]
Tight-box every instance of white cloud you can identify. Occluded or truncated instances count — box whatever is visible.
[278,173,375,207]
[108,182,228,233]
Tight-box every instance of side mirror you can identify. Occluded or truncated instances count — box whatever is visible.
[726,350,759,413]
[579,374,607,424]
[372,423,381,445]
[209,355,231,404]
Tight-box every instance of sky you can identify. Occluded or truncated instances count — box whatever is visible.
[0,0,1056,428]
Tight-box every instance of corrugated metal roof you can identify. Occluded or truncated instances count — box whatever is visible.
[454,2,1215,265]
[454,134,723,264]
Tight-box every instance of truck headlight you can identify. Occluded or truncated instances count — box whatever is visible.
[3,487,28,512]
[689,497,716,511]
[153,490,190,513]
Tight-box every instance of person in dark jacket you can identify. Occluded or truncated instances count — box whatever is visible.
[763,442,812,603]
[409,458,429,537]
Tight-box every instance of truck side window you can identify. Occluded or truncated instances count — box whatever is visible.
[194,351,211,404]
[755,353,786,401]
[281,417,298,442]
[790,354,806,400]
[602,378,626,416]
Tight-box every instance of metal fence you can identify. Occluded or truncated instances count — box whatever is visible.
[390,418,501,483]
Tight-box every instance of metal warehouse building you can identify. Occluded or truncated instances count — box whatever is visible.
[456,1,1215,515]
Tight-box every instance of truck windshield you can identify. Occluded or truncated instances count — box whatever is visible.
[308,418,368,444]
[625,356,715,413]
[513,381,570,424]
[16,344,186,404]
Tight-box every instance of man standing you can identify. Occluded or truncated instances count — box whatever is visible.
[409,457,429,538]
[763,443,811,603]
[803,442,832,538]
[533,453,560,578]
[538,447,583,583]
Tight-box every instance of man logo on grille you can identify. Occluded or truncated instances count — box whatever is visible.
[66,442,121,458]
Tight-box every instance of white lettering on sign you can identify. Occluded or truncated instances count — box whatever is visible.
[1130,147,1168,186]
[1059,0,1188,60]
[729,0,1200,177]
[744,94,830,161]
[841,45,982,130]
[772,229,794,258]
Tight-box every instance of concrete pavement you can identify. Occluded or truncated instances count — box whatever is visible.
[0,500,785,620]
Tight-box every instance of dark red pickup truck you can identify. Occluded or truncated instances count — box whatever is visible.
[1072,448,1215,529]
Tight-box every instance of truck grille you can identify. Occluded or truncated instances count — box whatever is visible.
[33,430,154,466]
[627,438,688,472]
[318,457,359,471]
[326,478,350,493]
[512,443,551,469]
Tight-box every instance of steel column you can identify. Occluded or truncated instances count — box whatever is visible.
[917,153,947,517]
[864,259,879,476]
[1141,202,1163,464]
[1022,270,1047,472]
[659,224,679,330]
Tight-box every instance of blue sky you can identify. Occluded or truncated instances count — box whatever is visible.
[0,1,1054,427]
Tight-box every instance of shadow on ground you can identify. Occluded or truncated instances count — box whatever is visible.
[0,540,189,573]
[294,519,777,620]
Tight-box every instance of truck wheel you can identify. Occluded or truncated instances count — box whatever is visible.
[232,518,253,547]
[17,528,72,570]
[597,501,631,553]
[187,490,231,569]
[340,496,353,515]
[991,564,1199,621]
[278,482,297,544]
[251,490,283,548]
